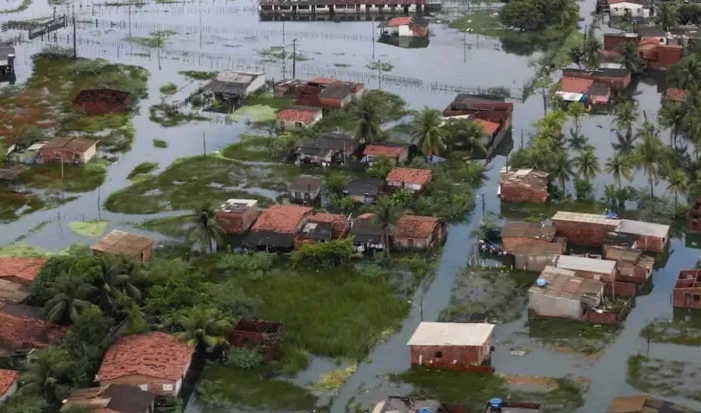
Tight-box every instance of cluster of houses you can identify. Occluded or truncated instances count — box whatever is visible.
[602,28,684,69]
[555,64,632,106]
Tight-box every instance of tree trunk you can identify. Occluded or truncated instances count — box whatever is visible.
[649,176,654,203]
[384,229,391,257]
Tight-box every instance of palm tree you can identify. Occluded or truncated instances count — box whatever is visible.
[188,205,224,254]
[372,195,401,257]
[582,37,602,69]
[549,151,575,194]
[573,147,600,181]
[618,41,645,74]
[612,100,638,151]
[441,118,486,156]
[353,95,383,143]
[670,57,701,90]
[98,256,143,314]
[173,306,232,350]
[411,108,445,159]
[655,2,679,31]
[44,274,98,324]
[567,102,588,134]
[667,169,689,210]
[633,122,664,200]
[605,153,633,188]
[659,100,685,148]
[567,130,590,152]
[21,348,74,404]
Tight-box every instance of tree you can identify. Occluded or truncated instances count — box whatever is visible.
[632,122,664,200]
[669,55,701,90]
[499,0,578,31]
[612,100,639,152]
[656,2,679,31]
[567,102,588,134]
[581,37,601,69]
[187,205,223,254]
[44,274,98,324]
[411,108,445,159]
[291,239,354,268]
[605,153,632,188]
[441,117,486,156]
[667,168,689,209]
[659,100,686,148]
[353,94,383,143]
[173,306,232,350]
[618,41,646,74]
[567,130,590,152]
[372,195,401,257]
[98,256,143,314]
[367,156,394,178]
[325,173,348,198]
[550,151,575,194]
[21,348,76,405]
[573,147,600,181]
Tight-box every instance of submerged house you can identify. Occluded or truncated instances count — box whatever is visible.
[528,266,604,320]
[288,176,322,205]
[297,133,360,167]
[502,222,566,272]
[72,89,133,115]
[0,44,15,77]
[39,137,98,164]
[562,66,632,90]
[216,199,259,235]
[372,397,447,413]
[556,76,611,105]
[392,215,446,250]
[91,230,155,263]
[0,369,18,405]
[298,212,350,243]
[198,71,265,107]
[673,270,701,310]
[499,168,549,203]
[228,320,283,362]
[0,303,65,350]
[607,395,695,413]
[443,94,513,157]
[386,167,432,193]
[243,205,313,251]
[96,332,194,397]
[603,244,654,284]
[608,0,653,18]
[350,213,385,253]
[276,106,323,130]
[277,77,364,109]
[407,321,495,370]
[0,257,46,304]
[362,143,410,166]
[343,177,385,204]
[62,384,156,413]
[379,16,429,38]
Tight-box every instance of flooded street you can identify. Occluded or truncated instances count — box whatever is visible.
[2,0,701,411]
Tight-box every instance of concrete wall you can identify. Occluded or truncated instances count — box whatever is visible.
[529,290,583,320]
[245,75,266,96]
[100,375,181,397]
[514,253,558,272]
[634,234,667,253]
[499,182,548,203]
[610,3,649,17]
[673,288,701,309]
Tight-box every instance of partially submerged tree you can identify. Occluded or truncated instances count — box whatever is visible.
[187,205,224,254]
[372,195,401,257]
[411,108,445,159]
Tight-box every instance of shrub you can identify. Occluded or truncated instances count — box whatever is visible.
[291,239,354,269]
[159,83,177,95]
[153,139,168,148]
[217,252,275,279]
[226,347,263,369]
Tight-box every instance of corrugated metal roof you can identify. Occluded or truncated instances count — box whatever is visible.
[552,211,619,226]
[407,322,495,347]
[556,255,617,275]
[529,266,604,300]
[618,219,670,238]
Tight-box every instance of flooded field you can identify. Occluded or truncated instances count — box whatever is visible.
[2,0,701,411]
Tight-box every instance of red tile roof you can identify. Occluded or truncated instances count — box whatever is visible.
[473,118,500,136]
[309,212,349,239]
[363,144,408,158]
[560,77,594,94]
[665,88,688,102]
[386,16,412,26]
[0,369,18,398]
[42,137,98,154]
[386,167,433,185]
[97,332,194,382]
[0,305,66,349]
[0,257,46,285]
[308,77,337,85]
[276,106,321,123]
[251,205,313,234]
[393,215,441,239]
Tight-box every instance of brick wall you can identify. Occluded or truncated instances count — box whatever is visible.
[410,342,490,370]
[500,182,548,203]
[673,288,701,309]
[553,220,617,247]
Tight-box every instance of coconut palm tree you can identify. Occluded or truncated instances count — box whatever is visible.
[567,130,590,152]
[670,57,701,90]
[441,118,486,156]
[173,306,232,350]
[619,41,645,74]
[567,102,588,134]
[573,147,600,181]
[188,205,224,254]
[98,256,143,314]
[633,122,664,200]
[605,153,633,188]
[21,348,75,404]
[549,151,575,194]
[667,168,689,210]
[582,37,602,69]
[612,100,639,152]
[353,94,383,143]
[411,108,445,159]
[372,195,401,257]
[656,2,679,31]
[44,274,98,324]
[659,100,686,148]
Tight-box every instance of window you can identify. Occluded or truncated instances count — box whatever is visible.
[434,351,443,358]
[694,295,700,302]
[139,384,148,391]
[163,383,174,392]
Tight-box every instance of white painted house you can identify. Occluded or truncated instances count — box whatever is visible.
[608,0,652,18]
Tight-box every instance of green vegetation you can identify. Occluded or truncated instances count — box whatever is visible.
[529,318,621,356]
[127,162,158,180]
[625,355,701,398]
[126,30,177,48]
[291,239,354,269]
[230,104,278,123]
[258,46,312,62]
[197,365,317,411]
[334,63,352,68]
[313,364,358,392]
[149,104,208,127]
[67,220,109,238]
[20,160,109,193]
[179,70,217,80]
[366,60,394,72]
[0,189,45,223]
[641,319,701,346]
[499,0,578,31]
[221,135,277,162]
[0,241,54,257]
[153,138,168,148]
[0,0,31,13]
[138,215,192,238]
[159,82,178,95]
[104,156,281,214]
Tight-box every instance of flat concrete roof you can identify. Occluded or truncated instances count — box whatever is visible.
[556,255,617,275]
[407,322,495,347]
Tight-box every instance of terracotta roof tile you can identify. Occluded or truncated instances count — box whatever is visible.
[0,257,46,284]
[251,205,312,234]
[309,212,349,238]
[363,144,408,158]
[473,118,500,136]
[386,167,432,185]
[276,106,321,123]
[0,305,66,349]
[92,231,154,257]
[97,332,194,382]
[386,16,412,26]
[665,88,688,102]
[0,369,18,398]
[42,137,98,153]
[393,215,441,239]
[560,77,594,94]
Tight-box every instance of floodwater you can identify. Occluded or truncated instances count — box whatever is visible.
[1,0,700,411]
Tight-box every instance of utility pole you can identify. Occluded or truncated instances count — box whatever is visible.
[72,6,77,59]
[371,22,375,59]
[202,132,207,156]
[292,38,297,79]
[377,59,382,89]
[128,4,132,38]
[282,21,286,79]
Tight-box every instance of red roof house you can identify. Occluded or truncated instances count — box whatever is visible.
[362,143,410,165]
[665,88,688,103]
[96,332,194,396]
[298,212,350,243]
[386,167,432,192]
[392,215,446,249]
[560,77,594,94]
[39,137,98,164]
[0,257,45,285]
[244,205,313,250]
[381,16,429,38]
[276,106,322,130]
[0,303,66,350]
[0,369,19,403]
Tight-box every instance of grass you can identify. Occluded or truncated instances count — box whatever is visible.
[366,60,394,72]
[159,83,177,95]
[0,242,54,258]
[68,220,109,238]
[139,215,192,238]
[391,367,508,408]
[221,136,276,162]
[529,317,621,356]
[20,160,108,193]
[334,63,351,68]
[126,31,176,48]
[258,46,312,62]
[230,105,278,123]
[104,156,282,214]
[237,265,409,361]
[179,70,217,80]
[246,94,294,111]
[0,0,31,13]
[127,162,159,180]
[153,139,168,148]
[0,189,45,223]
[641,319,701,346]
[196,365,317,411]
[313,364,357,392]
[149,104,208,127]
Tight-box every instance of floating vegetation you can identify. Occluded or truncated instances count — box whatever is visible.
[68,220,109,238]
[179,70,217,80]
[366,60,394,72]
[313,364,358,393]
[159,82,177,95]
[153,138,168,148]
